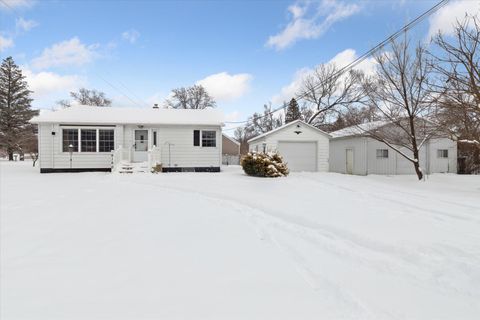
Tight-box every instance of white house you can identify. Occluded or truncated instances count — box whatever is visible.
[248,120,330,172]
[329,122,457,175]
[30,106,224,173]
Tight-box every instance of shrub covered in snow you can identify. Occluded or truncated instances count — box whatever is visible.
[240,152,289,177]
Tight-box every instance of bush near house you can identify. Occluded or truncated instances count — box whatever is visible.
[241,152,289,177]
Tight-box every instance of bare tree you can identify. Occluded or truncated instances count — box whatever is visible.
[70,88,112,106]
[431,15,480,173]
[297,63,367,126]
[363,37,439,180]
[248,103,283,135]
[17,126,38,166]
[233,103,283,154]
[165,85,215,109]
[56,99,71,109]
[327,105,378,132]
[234,126,255,155]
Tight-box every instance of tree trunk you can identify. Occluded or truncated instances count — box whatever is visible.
[412,148,423,180]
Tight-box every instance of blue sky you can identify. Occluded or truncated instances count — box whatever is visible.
[0,0,477,125]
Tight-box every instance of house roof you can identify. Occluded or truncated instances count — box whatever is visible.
[222,133,240,146]
[329,121,389,139]
[30,106,224,126]
[247,120,331,143]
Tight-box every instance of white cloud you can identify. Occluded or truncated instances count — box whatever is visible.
[225,110,241,122]
[122,29,140,44]
[271,48,376,104]
[428,0,480,38]
[0,0,34,10]
[23,67,83,99]
[16,17,38,32]
[196,72,253,102]
[31,37,98,69]
[0,35,14,51]
[267,0,362,50]
[146,91,168,108]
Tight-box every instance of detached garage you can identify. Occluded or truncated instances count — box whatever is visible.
[248,120,330,172]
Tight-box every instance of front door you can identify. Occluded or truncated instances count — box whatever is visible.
[346,149,354,174]
[133,129,148,162]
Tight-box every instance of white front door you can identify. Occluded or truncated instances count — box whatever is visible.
[346,149,354,174]
[133,129,148,162]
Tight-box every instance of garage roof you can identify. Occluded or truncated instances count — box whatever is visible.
[248,120,331,143]
[329,121,389,139]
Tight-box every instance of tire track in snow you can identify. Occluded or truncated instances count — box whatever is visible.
[117,177,480,311]
[118,178,376,317]
[296,174,480,224]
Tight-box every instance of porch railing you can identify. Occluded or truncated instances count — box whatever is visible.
[111,145,124,172]
[148,145,162,171]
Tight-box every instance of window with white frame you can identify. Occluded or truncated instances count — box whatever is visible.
[62,128,116,153]
[201,130,216,147]
[62,129,78,152]
[81,129,97,152]
[99,129,115,152]
[376,149,389,159]
[437,149,448,158]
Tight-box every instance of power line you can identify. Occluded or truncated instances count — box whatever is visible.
[93,72,147,109]
[223,0,450,131]
[101,70,151,108]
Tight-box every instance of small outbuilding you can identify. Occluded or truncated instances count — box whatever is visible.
[248,120,330,172]
[329,122,457,175]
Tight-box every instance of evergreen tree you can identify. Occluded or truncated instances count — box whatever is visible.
[0,57,38,160]
[285,98,301,123]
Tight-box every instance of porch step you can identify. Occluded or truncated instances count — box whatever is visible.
[116,161,149,174]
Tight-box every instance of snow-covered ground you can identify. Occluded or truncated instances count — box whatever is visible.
[1,161,480,319]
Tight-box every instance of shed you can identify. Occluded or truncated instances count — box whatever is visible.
[329,122,457,175]
[248,120,330,172]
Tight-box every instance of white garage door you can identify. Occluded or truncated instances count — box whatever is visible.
[277,141,317,172]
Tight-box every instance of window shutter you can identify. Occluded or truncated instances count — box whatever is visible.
[193,130,200,146]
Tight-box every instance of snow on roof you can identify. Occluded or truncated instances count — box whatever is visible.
[30,106,224,126]
[329,121,389,138]
[248,120,331,143]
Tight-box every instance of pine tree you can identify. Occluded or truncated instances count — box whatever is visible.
[0,57,38,160]
[285,98,301,123]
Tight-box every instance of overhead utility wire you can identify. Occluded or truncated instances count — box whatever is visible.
[223,0,450,131]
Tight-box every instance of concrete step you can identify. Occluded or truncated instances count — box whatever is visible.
[116,161,149,174]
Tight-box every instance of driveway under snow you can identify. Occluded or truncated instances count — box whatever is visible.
[1,162,479,319]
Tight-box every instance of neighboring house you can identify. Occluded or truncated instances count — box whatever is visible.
[329,122,457,175]
[222,134,241,165]
[30,106,224,173]
[248,120,330,172]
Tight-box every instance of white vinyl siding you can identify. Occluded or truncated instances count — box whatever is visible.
[38,124,116,169]
[123,125,221,168]
[38,123,222,170]
[329,137,457,175]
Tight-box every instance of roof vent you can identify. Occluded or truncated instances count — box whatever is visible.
[153,104,159,109]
